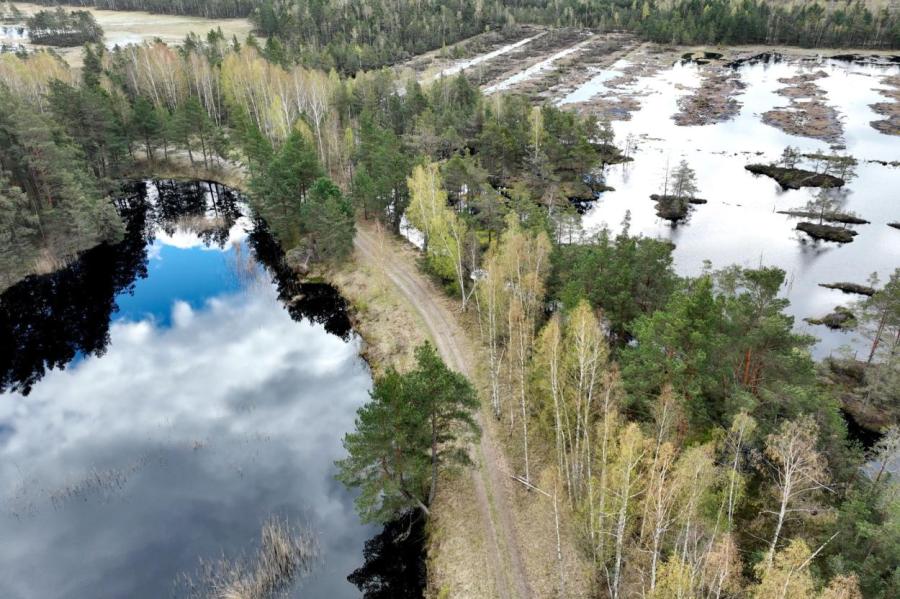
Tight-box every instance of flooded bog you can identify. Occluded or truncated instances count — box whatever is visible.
[577,56,900,358]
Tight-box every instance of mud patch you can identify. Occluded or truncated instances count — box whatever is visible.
[404,25,545,81]
[455,28,590,89]
[475,30,638,102]
[554,45,675,122]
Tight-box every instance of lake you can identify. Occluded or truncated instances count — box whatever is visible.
[0,180,424,598]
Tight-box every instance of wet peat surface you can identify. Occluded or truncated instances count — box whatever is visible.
[0,180,424,599]
[570,56,900,359]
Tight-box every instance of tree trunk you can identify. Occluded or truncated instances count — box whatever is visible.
[428,412,438,506]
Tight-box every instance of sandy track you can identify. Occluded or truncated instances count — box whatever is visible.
[354,225,531,599]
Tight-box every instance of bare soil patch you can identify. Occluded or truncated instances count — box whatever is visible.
[673,65,745,125]
[399,24,545,80]
[463,27,592,89]
[557,43,676,122]
[498,32,636,101]
[870,73,900,135]
[762,69,843,141]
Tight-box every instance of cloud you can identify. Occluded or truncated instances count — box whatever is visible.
[151,216,253,253]
[0,284,375,599]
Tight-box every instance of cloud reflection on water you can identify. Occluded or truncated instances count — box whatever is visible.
[0,284,375,599]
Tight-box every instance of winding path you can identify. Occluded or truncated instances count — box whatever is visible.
[354,225,531,599]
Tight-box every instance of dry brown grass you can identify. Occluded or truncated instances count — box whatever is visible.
[179,516,318,599]
[328,220,429,374]
[871,73,900,135]
[31,246,71,276]
[126,153,248,192]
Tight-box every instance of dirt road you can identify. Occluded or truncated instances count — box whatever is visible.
[354,225,532,599]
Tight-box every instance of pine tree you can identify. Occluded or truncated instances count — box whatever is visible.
[130,96,161,163]
[336,342,479,523]
[301,177,355,263]
[0,173,40,289]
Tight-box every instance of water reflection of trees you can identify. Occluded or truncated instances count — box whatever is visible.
[0,179,352,395]
[0,193,148,395]
[348,512,427,598]
[248,216,352,339]
[151,179,243,247]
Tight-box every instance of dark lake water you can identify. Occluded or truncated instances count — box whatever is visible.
[0,180,425,598]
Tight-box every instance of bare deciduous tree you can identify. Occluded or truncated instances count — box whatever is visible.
[761,416,830,569]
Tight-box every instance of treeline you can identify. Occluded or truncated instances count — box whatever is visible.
[0,85,124,291]
[637,0,900,48]
[1,33,360,281]
[18,1,899,74]
[27,8,103,47]
[250,0,513,72]
[0,37,239,290]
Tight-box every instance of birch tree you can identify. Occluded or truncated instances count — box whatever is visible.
[498,215,551,482]
[606,423,646,599]
[0,52,75,113]
[761,416,830,569]
[406,162,472,309]
[724,411,757,529]
[477,248,509,420]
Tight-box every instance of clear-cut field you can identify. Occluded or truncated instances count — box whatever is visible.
[1,2,254,66]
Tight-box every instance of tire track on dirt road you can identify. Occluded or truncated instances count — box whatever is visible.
[354,226,531,599]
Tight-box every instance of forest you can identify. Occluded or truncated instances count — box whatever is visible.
[14,1,900,72]
[26,8,103,47]
[252,0,900,71]
[0,1,898,596]
[0,54,123,291]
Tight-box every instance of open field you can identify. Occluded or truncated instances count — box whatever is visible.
[2,2,253,66]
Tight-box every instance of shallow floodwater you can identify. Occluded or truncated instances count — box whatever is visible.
[572,57,900,358]
[0,181,422,598]
[436,32,542,79]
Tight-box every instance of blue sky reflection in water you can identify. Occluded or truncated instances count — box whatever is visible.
[0,181,379,599]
